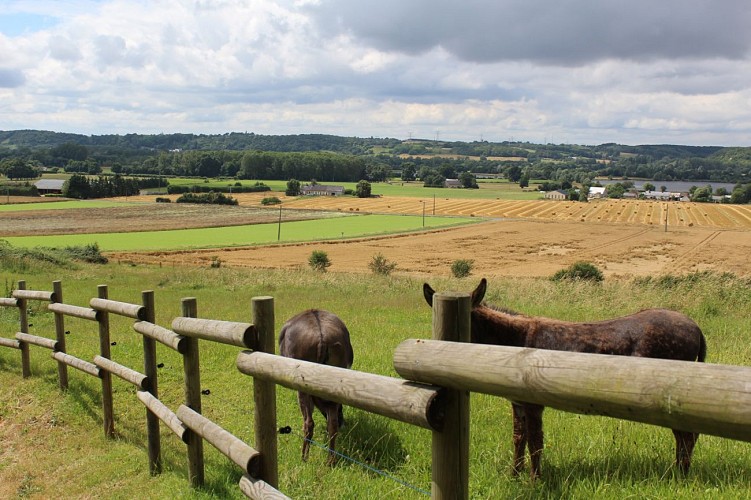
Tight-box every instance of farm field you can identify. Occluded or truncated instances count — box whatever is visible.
[105,193,751,278]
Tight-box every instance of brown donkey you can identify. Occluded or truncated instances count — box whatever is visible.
[423,278,707,479]
[279,309,354,465]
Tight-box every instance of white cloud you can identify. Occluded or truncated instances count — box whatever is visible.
[0,0,749,146]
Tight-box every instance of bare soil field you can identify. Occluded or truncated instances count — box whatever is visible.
[107,194,751,279]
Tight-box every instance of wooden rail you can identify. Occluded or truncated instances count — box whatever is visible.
[394,339,751,443]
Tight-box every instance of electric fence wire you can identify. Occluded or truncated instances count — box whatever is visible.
[278,426,430,496]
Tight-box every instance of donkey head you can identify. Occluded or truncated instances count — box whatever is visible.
[422,278,487,309]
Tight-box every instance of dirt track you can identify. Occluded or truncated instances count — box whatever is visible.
[108,193,751,279]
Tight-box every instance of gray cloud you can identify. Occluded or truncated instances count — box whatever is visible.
[0,68,25,87]
[307,0,751,65]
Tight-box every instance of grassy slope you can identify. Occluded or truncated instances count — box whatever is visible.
[1,264,750,499]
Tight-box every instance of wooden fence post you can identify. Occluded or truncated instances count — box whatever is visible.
[431,292,470,500]
[52,280,68,390]
[98,285,115,438]
[17,280,31,378]
[142,290,161,475]
[252,296,278,487]
[181,297,204,487]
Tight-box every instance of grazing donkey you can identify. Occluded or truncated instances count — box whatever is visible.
[423,278,707,479]
[279,309,354,465]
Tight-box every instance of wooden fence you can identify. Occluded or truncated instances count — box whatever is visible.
[2,281,751,499]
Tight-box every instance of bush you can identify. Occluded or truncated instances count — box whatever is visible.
[551,261,604,282]
[368,253,397,276]
[308,250,331,272]
[451,259,474,278]
[155,197,171,203]
[261,196,281,205]
[175,192,238,205]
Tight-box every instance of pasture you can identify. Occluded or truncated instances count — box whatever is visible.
[2,182,751,497]
[1,266,750,498]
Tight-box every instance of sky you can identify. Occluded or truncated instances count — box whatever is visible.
[1,0,750,146]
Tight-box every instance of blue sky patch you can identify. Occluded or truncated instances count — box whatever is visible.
[0,13,58,37]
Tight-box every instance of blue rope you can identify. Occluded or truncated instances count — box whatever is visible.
[279,426,430,496]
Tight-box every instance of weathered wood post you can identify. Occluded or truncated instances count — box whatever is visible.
[17,280,31,378]
[52,280,68,390]
[431,291,470,500]
[142,290,161,475]
[252,296,278,487]
[181,297,204,487]
[97,285,115,438]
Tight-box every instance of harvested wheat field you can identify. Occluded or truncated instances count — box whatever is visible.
[110,194,751,279]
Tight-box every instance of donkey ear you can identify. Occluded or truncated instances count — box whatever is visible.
[423,283,435,307]
[471,278,487,307]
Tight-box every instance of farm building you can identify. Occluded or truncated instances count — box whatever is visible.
[34,179,65,195]
[588,186,606,199]
[643,190,682,201]
[544,190,568,200]
[444,179,462,188]
[301,184,344,196]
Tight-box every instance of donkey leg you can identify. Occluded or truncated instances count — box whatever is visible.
[673,430,699,474]
[298,392,315,461]
[511,403,527,476]
[324,404,341,466]
[526,404,545,479]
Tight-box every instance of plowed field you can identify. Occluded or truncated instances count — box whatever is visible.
[108,193,751,279]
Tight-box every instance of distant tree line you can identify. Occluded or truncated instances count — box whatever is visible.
[62,174,161,199]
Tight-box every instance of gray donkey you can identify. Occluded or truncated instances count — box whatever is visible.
[279,309,354,465]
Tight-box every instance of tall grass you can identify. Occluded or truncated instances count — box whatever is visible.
[1,263,750,498]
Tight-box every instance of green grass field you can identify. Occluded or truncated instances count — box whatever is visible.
[2,214,478,251]
[1,265,750,499]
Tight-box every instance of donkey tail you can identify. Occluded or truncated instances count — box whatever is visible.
[697,332,707,363]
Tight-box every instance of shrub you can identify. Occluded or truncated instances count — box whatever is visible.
[175,192,238,205]
[368,253,397,276]
[62,243,108,264]
[261,196,281,205]
[155,197,171,203]
[551,261,604,282]
[308,250,331,272]
[451,259,474,278]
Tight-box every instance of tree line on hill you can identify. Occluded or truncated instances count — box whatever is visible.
[1,129,751,203]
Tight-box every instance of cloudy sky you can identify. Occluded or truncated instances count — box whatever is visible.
[1,0,750,146]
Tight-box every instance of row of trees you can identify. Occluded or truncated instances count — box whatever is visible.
[62,174,161,199]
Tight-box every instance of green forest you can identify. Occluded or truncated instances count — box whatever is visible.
[1,129,751,203]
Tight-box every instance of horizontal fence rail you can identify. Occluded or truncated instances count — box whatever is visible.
[90,298,146,320]
[177,405,262,476]
[237,350,445,431]
[172,317,257,349]
[394,339,751,442]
